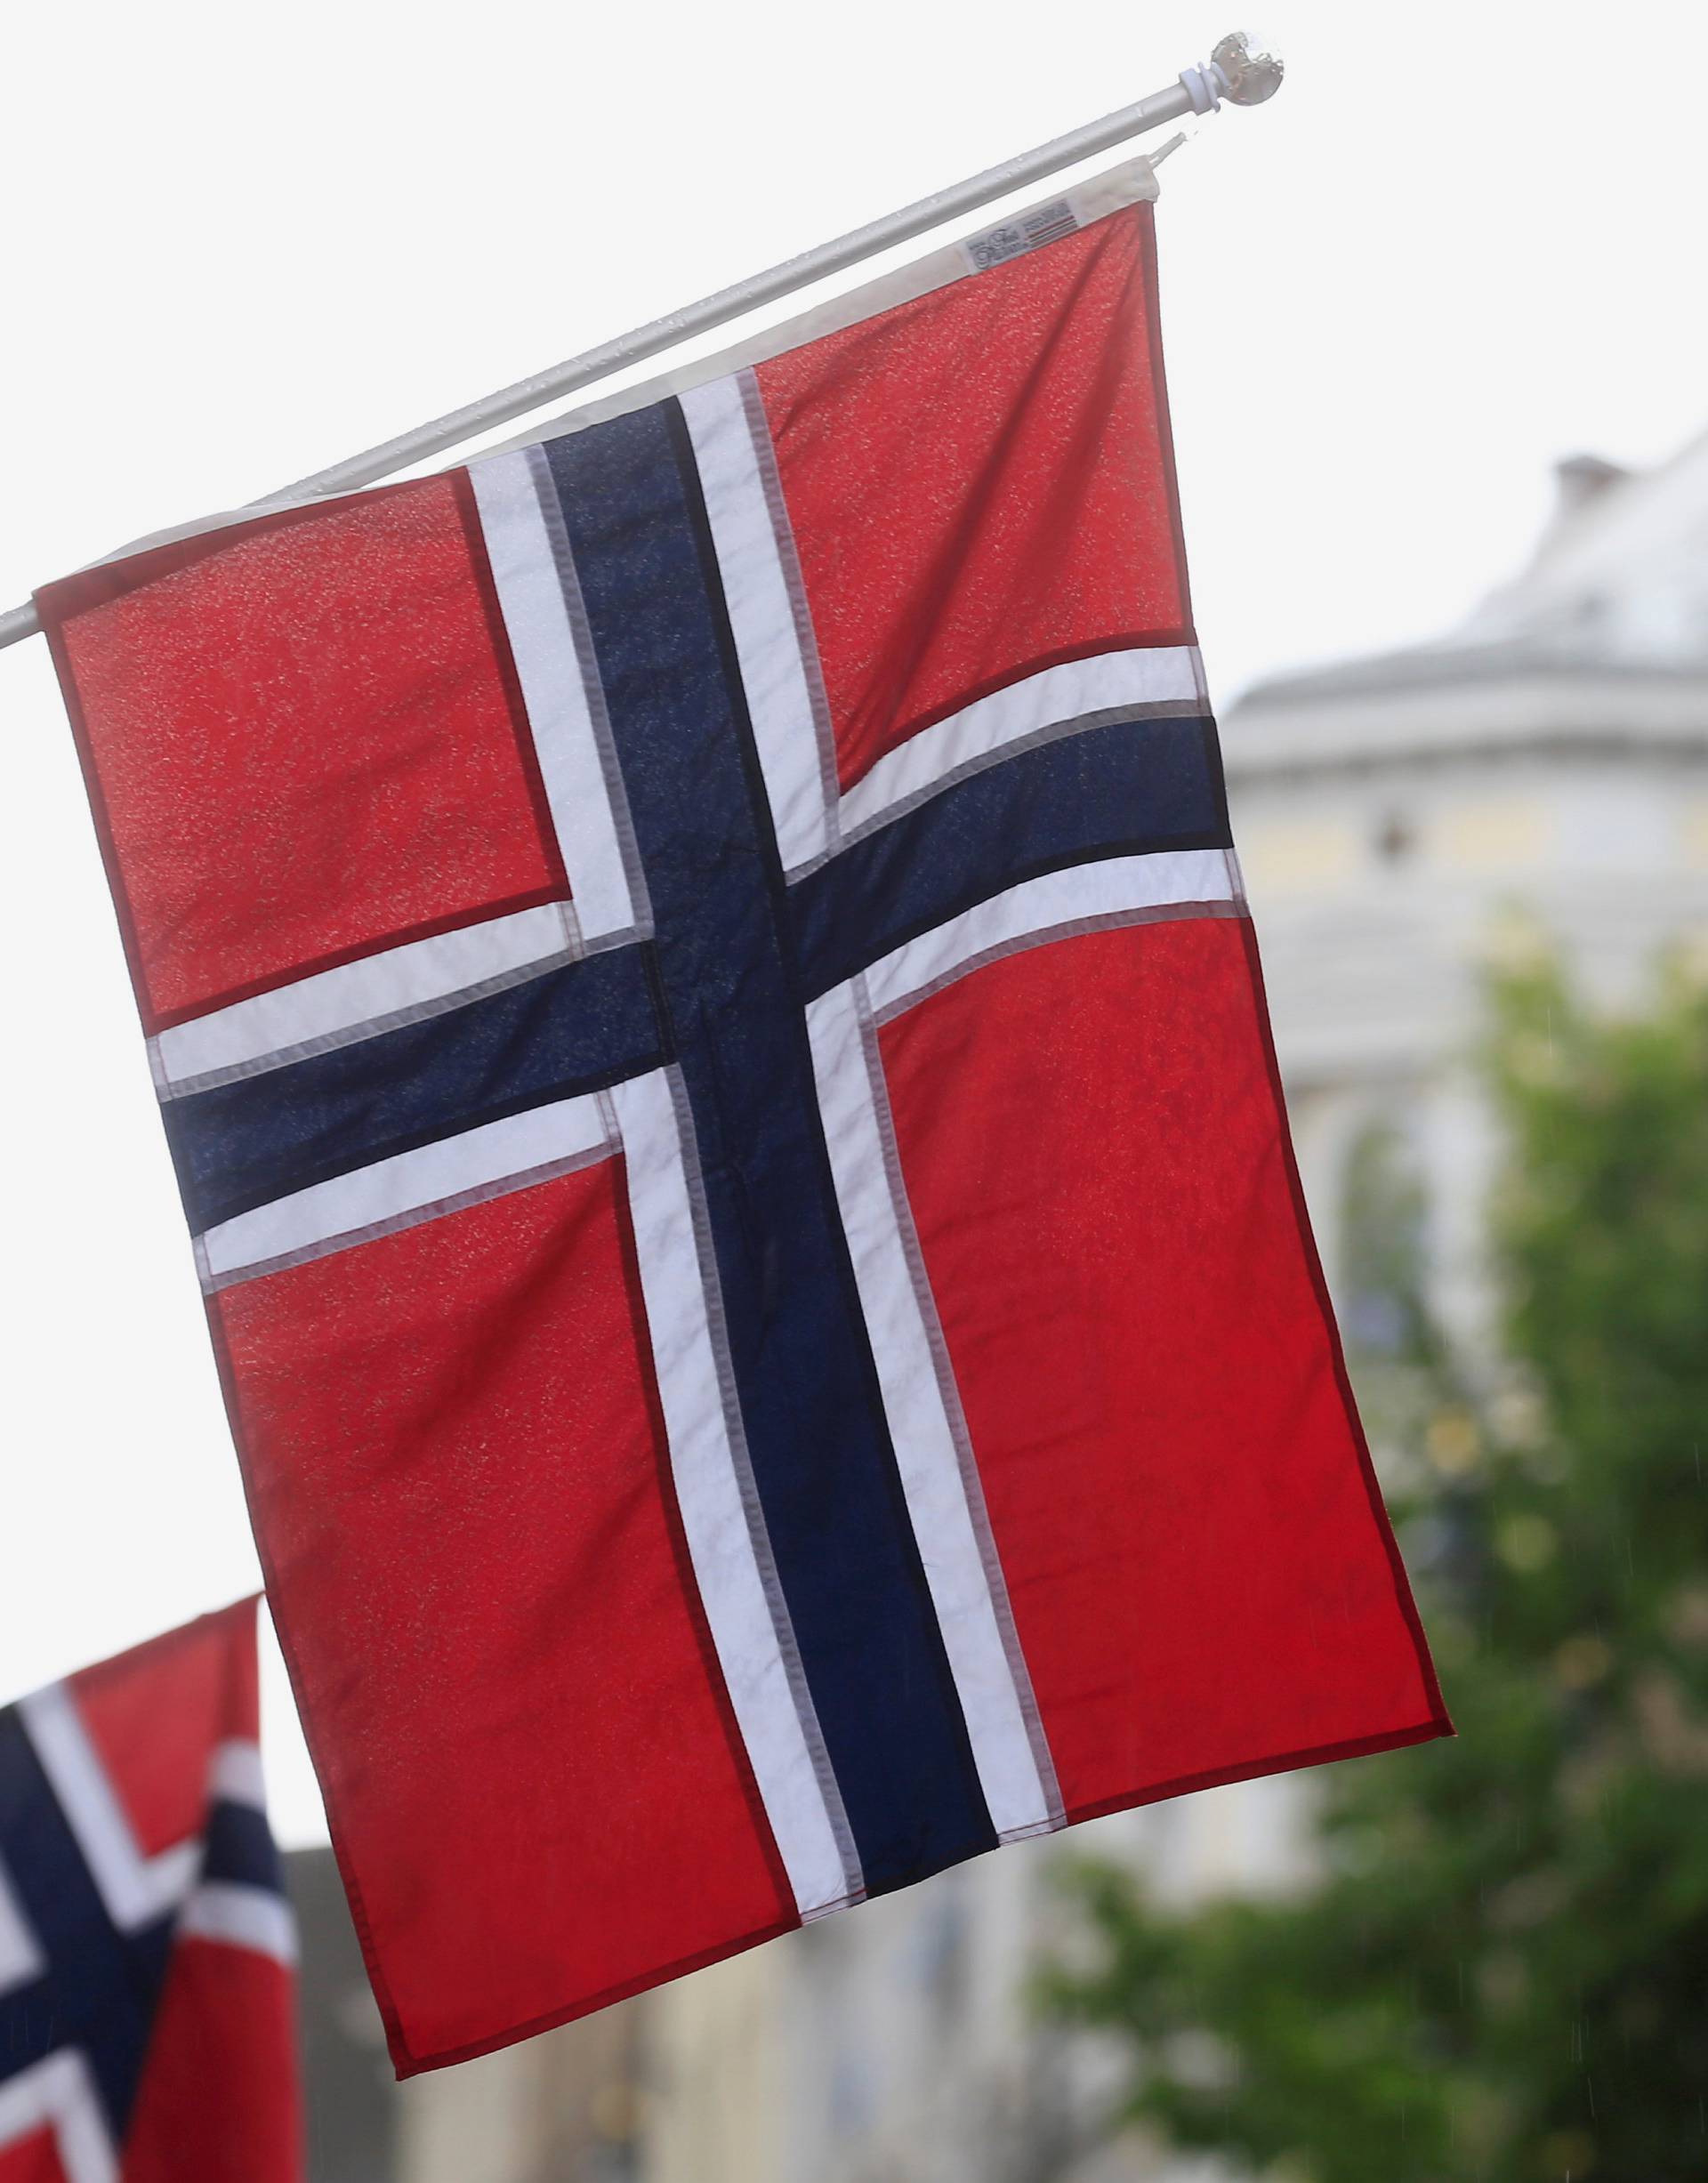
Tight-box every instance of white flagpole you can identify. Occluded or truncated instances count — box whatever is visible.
[0,31,1280,656]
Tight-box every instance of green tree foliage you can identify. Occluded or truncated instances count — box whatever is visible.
[1043,955,1708,2181]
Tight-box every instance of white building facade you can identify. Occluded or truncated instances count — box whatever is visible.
[1234,435,1708,1353]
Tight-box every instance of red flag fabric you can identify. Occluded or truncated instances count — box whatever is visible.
[0,1601,302,2179]
[35,173,1448,2076]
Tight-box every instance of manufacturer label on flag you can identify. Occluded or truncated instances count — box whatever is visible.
[36,177,1448,2076]
[962,197,1079,270]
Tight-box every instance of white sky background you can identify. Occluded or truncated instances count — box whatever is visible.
[0,1,1702,1844]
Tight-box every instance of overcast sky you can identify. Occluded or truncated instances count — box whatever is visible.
[2,1,1703,1841]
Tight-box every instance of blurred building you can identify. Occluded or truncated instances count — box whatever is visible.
[1233,432,1708,1353]
[291,1849,646,2183]
[292,431,1708,2179]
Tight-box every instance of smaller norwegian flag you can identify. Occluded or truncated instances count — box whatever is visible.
[0,1600,302,2183]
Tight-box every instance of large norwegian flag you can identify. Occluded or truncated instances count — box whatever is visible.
[36,170,1447,2074]
[0,1602,301,2180]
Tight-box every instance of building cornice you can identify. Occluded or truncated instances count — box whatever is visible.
[1221,667,1708,780]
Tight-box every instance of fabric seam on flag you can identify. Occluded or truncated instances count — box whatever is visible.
[37,588,576,1038]
[1061,1719,1454,1834]
[190,1090,616,1281]
[846,629,1199,773]
[150,890,578,1041]
[801,972,1052,1839]
[828,696,1206,870]
[850,976,1066,1833]
[173,970,669,1240]
[870,895,1244,1027]
[860,848,1239,1022]
[1231,915,1454,1735]
[1137,194,1198,648]
[450,469,575,902]
[383,1909,799,2079]
[151,928,584,1100]
[609,1065,863,1915]
[202,1392,417,2089]
[188,1084,619,1269]
[827,647,1207,852]
[737,369,844,847]
[607,1151,802,1930]
[521,445,656,942]
[676,378,836,872]
[195,1138,618,1293]
[375,1712,1452,2078]
[657,1060,866,1910]
[836,838,1234,1013]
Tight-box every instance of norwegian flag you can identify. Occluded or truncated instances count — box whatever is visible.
[0,1601,301,2181]
[36,178,1447,2076]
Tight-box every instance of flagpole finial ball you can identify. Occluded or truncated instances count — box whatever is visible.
[1212,29,1284,105]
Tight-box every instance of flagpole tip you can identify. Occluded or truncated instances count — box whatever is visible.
[1211,29,1284,105]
